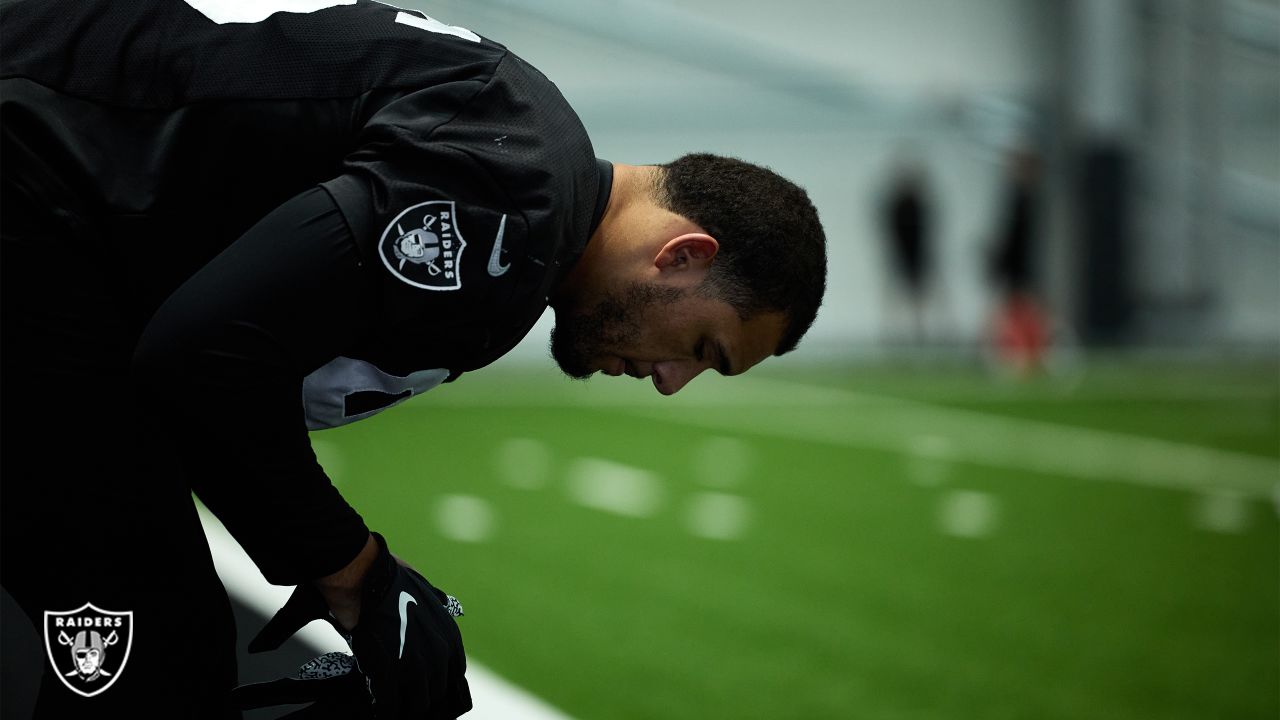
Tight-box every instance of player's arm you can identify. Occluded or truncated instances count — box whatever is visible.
[133,186,379,584]
[315,533,380,632]
[132,185,472,717]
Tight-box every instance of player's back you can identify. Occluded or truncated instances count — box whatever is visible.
[1,0,510,220]
[1,0,507,108]
[1,0,597,325]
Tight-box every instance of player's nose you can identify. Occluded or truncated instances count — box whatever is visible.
[651,361,708,396]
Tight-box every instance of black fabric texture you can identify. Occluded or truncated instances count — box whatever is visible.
[1,2,604,715]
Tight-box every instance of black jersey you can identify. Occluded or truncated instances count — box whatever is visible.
[1,0,608,582]
[1,0,607,369]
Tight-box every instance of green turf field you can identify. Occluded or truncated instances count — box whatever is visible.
[314,358,1279,719]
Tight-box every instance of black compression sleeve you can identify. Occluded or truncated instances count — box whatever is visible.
[133,187,375,585]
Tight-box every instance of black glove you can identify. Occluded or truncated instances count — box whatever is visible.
[231,533,472,719]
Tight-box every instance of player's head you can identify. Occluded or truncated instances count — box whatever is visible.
[550,154,827,394]
[655,154,827,354]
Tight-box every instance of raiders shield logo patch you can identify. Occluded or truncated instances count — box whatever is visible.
[44,603,134,698]
[379,201,467,291]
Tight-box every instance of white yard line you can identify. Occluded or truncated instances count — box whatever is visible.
[565,457,663,518]
[196,504,573,720]
[420,373,1280,499]
[642,375,1280,499]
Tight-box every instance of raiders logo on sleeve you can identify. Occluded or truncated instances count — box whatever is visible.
[379,200,468,291]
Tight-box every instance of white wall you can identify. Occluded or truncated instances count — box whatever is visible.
[406,0,1277,361]
[411,0,1064,361]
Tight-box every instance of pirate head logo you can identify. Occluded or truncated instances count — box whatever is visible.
[44,603,133,697]
[379,200,467,291]
[69,630,113,680]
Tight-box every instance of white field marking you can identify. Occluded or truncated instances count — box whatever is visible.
[909,434,956,460]
[1192,491,1251,534]
[196,503,573,720]
[496,438,552,490]
[906,434,956,487]
[628,376,1279,500]
[684,492,752,540]
[565,458,662,518]
[938,490,1000,538]
[435,495,496,543]
[309,438,345,487]
[829,381,1275,404]
[691,436,755,488]
[412,372,1279,498]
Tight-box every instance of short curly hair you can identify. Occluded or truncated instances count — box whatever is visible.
[656,153,827,354]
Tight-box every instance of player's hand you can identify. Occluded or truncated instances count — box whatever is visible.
[231,533,472,719]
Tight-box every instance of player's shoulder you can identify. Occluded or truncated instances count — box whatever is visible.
[488,49,585,142]
[1,0,512,106]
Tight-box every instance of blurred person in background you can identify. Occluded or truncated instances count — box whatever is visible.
[988,144,1049,376]
[879,154,935,348]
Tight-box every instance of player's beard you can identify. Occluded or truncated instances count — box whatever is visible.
[550,281,684,380]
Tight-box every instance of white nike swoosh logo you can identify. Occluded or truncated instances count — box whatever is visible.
[487,214,510,277]
[398,591,417,659]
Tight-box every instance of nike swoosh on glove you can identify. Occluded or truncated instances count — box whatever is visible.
[231,533,472,719]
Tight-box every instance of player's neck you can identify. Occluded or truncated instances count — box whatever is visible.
[550,164,657,309]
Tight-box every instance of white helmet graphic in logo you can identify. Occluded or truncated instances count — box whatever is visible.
[379,201,467,291]
[394,227,442,273]
[68,629,115,681]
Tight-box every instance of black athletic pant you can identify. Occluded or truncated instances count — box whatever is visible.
[1,186,358,719]
[0,186,241,717]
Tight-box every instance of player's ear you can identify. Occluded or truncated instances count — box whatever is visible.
[654,233,718,271]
